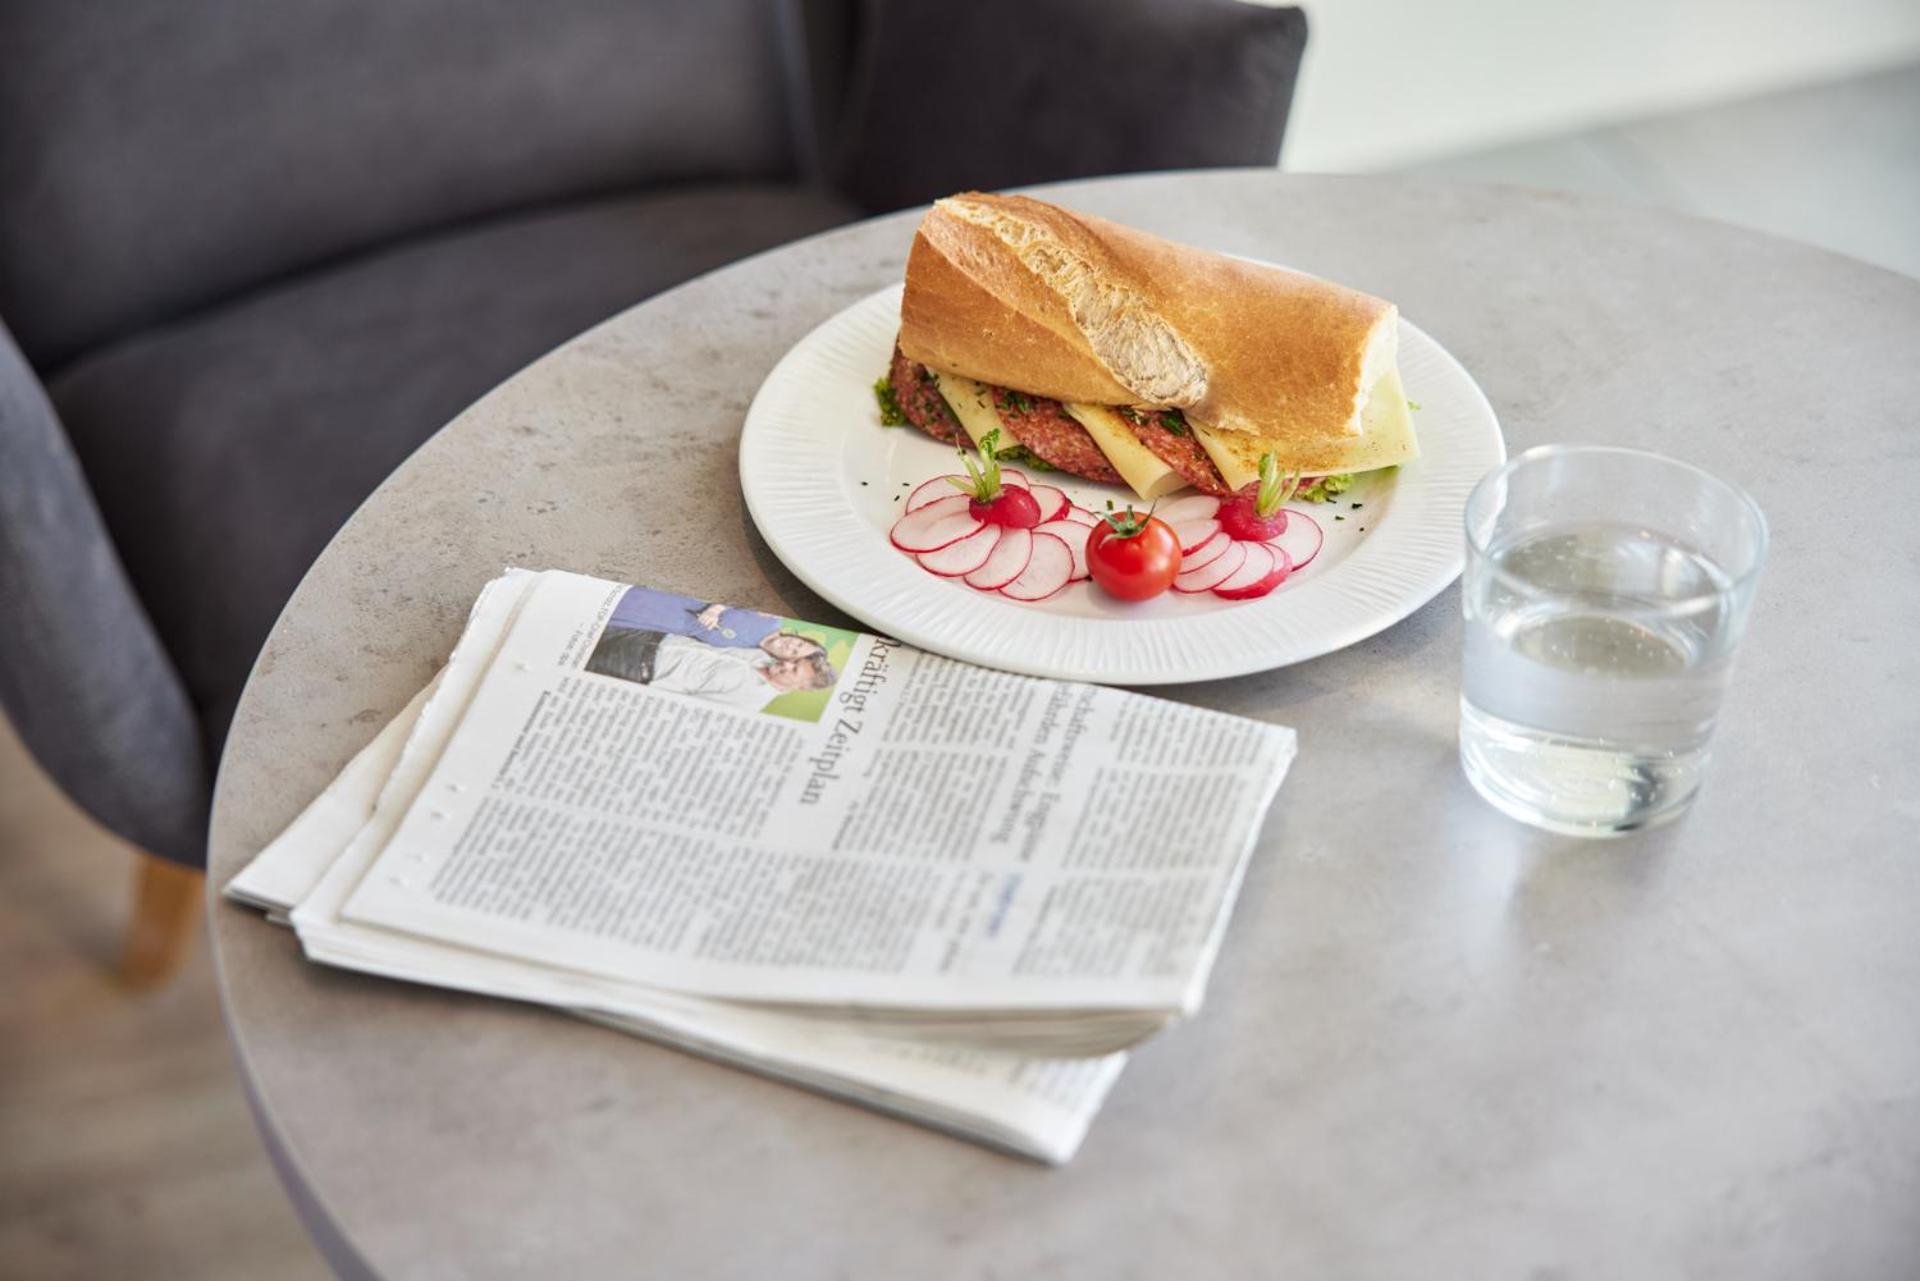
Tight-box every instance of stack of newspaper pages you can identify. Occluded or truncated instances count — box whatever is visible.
[226,569,1296,1163]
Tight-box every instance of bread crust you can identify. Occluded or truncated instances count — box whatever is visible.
[898,193,1396,443]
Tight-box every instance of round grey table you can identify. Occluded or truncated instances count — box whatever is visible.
[211,172,1920,1281]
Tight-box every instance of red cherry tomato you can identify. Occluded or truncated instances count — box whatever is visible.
[1087,515,1182,600]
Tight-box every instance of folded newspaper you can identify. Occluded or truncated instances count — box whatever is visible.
[227,569,1296,1162]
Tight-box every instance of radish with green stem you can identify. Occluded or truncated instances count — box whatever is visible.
[1217,452,1300,543]
[946,429,1042,528]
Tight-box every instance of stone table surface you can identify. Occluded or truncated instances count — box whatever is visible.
[209,172,1920,1281]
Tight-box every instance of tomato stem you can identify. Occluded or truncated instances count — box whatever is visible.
[1100,499,1156,540]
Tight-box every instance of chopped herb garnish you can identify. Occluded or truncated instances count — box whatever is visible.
[1350,502,1362,509]
[1000,389,1032,414]
[1160,408,1190,437]
[1334,514,1345,520]
[872,376,908,426]
[1407,399,1422,411]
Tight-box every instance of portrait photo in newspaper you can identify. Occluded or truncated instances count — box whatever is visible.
[583,586,856,723]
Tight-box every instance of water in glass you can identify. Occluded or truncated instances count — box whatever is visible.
[1460,521,1740,833]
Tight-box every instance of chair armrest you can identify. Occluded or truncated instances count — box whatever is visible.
[826,0,1308,213]
[0,317,207,865]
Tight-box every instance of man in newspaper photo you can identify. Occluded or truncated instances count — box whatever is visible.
[584,587,836,714]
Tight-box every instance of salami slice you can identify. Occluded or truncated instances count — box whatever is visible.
[1124,409,1229,496]
[991,388,1123,484]
[888,347,968,447]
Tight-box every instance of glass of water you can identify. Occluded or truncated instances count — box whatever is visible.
[1460,445,1767,836]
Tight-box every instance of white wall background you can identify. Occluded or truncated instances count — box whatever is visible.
[1258,0,1920,170]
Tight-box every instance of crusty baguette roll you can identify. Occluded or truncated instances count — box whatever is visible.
[899,192,1399,447]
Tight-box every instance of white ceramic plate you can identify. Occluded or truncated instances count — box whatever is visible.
[739,283,1504,684]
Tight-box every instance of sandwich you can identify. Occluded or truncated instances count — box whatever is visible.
[877,192,1419,503]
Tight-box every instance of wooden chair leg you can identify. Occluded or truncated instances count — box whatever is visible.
[122,852,204,989]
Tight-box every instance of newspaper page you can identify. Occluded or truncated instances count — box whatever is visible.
[340,570,1296,1015]
[225,675,442,915]
[228,570,1124,1162]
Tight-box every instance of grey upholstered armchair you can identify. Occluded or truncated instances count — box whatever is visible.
[0,0,1306,974]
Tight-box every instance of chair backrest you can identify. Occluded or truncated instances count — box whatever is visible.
[0,0,809,369]
[825,0,1308,214]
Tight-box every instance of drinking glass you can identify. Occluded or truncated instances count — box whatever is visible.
[1459,445,1767,836]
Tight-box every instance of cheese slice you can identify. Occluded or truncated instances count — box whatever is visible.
[1062,404,1188,501]
[1192,425,1259,491]
[929,370,1004,447]
[1194,367,1420,488]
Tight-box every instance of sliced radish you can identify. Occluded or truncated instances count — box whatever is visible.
[1001,531,1074,601]
[905,475,963,512]
[1171,518,1222,554]
[1156,494,1224,526]
[916,523,1001,577]
[1211,543,1277,595]
[964,527,1032,590]
[1034,519,1091,580]
[1173,540,1246,593]
[1026,484,1071,522]
[1181,529,1231,572]
[907,470,1029,513]
[1215,545,1292,600]
[1268,508,1324,571]
[890,494,984,553]
[1063,505,1099,527]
